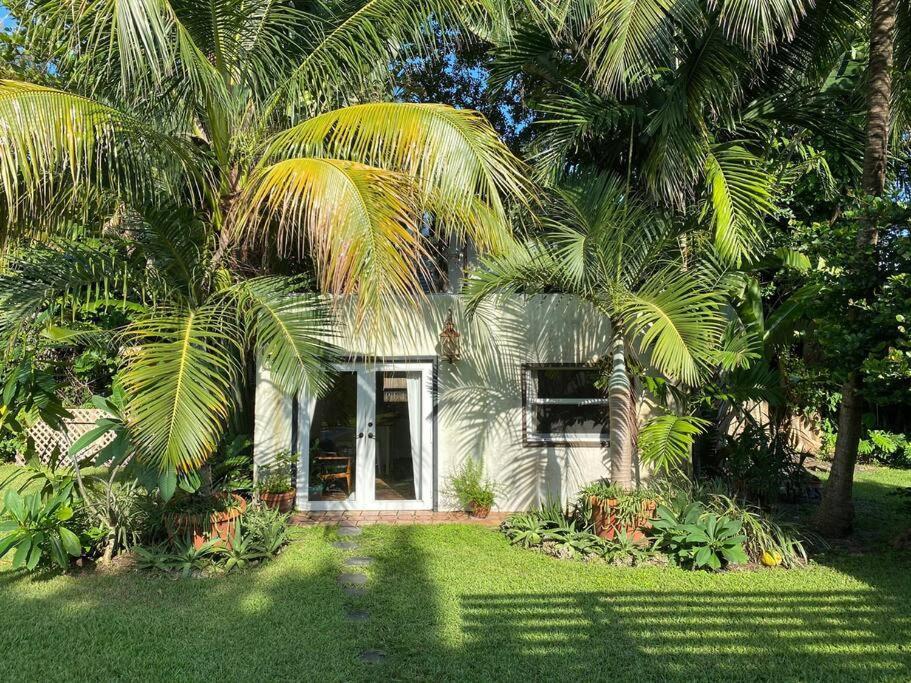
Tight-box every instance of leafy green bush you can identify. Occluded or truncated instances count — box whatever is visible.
[0,487,84,570]
[649,502,749,571]
[446,460,497,511]
[858,430,911,468]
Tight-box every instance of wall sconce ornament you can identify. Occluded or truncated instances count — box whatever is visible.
[440,309,461,363]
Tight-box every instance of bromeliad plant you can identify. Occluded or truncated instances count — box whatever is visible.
[0,1,529,489]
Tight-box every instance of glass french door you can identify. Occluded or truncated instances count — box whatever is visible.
[295,362,434,510]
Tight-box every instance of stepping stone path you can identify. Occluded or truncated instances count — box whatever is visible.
[332,528,381,665]
[359,650,386,664]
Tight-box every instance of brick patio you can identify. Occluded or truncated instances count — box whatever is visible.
[291,510,510,527]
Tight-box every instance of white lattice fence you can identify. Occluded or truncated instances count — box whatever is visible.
[18,409,116,466]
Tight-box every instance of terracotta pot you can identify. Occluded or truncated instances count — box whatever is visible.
[260,490,295,513]
[164,494,247,549]
[590,496,656,543]
[470,503,491,519]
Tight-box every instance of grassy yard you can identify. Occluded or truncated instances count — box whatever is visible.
[0,465,909,682]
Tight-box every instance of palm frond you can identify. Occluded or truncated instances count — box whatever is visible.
[263,102,530,252]
[23,0,223,101]
[237,157,427,310]
[235,276,338,396]
[0,81,200,235]
[639,413,709,473]
[621,268,727,384]
[121,304,240,473]
[464,242,568,314]
[267,0,492,115]
[582,0,699,97]
[702,144,773,265]
[0,239,137,345]
[709,0,811,50]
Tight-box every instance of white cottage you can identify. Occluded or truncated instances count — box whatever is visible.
[253,294,623,512]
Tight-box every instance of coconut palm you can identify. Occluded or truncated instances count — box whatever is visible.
[0,1,530,482]
[466,173,732,488]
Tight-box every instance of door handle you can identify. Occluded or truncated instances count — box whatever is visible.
[357,432,364,439]
[367,433,375,439]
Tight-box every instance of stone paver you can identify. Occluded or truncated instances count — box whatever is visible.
[332,541,359,550]
[338,572,368,585]
[343,586,367,598]
[337,526,362,537]
[344,557,373,567]
[345,609,370,622]
[359,650,386,664]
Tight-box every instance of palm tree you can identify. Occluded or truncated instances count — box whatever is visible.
[815,0,901,536]
[486,0,864,265]
[465,173,731,487]
[0,1,529,483]
[0,212,337,496]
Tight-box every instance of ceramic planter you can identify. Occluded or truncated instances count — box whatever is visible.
[590,495,656,543]
[164,493,247,549]
[261,490,295,513]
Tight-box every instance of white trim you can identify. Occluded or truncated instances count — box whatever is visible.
[524,366,609,445]
[296,361,435,511]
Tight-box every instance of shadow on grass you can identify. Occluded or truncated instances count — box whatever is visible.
[361,525,910,682]
[2,519,909,682]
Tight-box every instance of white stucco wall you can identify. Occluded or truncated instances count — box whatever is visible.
[255,294,625,511]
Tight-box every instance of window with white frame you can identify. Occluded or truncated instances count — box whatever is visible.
[523,365,609,445]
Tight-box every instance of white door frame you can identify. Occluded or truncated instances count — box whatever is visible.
[295,361,435,511]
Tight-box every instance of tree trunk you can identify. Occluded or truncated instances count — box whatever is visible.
[816,376,864,534]
[608,334,635,489]
[815,0,895,537]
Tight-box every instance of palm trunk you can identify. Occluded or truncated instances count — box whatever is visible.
[815,0,895,537]
[607,334,635,490]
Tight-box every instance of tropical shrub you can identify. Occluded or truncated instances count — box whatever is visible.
[134,503,290,577]
[857,430,911,468]
[649,503,749,571]
[447,460,497,513]
[0,487,84,570]
[713,422,807,503]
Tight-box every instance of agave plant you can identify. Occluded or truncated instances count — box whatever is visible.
[0,1,530,484]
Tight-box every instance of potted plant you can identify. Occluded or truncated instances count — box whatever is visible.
[162,492,247,550]
[256,450,297,513]
[583,480,659,542]
[447,460,498,518]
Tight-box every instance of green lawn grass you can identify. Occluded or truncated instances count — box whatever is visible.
[0,464,909,682]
